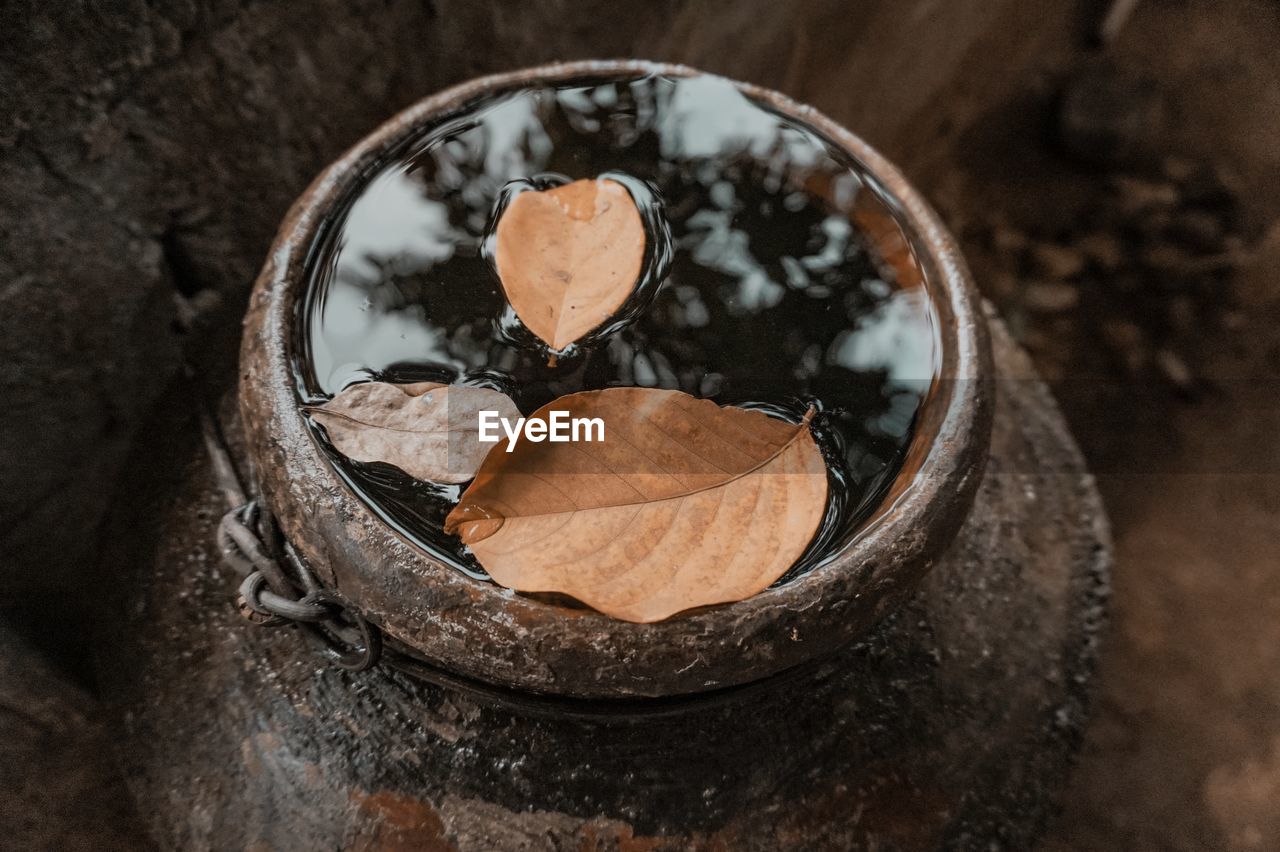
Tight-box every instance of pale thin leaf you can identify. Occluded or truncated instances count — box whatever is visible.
[309,382,520,484]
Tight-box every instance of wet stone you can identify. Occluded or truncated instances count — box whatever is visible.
[1023,281,1081,313]
[1155,348,1196,394]
[1028,242,1086,280]
[1110,176,1180,216]
[1169,209,1227,253]
[1058,64,1167,168]
[1076,231,1126,271]
[100,320,1110,851]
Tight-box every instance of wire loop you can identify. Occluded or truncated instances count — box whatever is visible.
[216,498,383,670]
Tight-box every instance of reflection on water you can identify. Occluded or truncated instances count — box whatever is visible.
[298,72,939,582]
[829,289,936,388]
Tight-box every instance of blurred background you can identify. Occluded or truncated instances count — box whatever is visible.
[2,0,1277,848]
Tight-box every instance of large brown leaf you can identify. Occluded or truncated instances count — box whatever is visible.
[308,382,520,484]
[494,178,645,350]
[444,388,828,622]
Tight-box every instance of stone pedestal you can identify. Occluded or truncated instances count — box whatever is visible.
[98,318,1108,850]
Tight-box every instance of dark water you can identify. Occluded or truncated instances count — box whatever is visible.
[296,72,939,583]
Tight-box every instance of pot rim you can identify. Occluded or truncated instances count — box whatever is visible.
[238,59,994,699]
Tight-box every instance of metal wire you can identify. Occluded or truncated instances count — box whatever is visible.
[203,406,383,672]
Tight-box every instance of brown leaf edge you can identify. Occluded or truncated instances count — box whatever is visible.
[494,177,646,351]
[302,382,515,485]
[444,404,820,545]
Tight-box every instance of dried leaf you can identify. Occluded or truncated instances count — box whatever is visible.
[495,178,645,350]
[444,388,828,622]
[309,382,520,484]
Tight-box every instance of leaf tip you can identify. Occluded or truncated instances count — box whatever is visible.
[444,503,504,544]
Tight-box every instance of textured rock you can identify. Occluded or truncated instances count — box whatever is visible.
[0,0,689,604]
[0,0,441,602]
[97,317,1109,850]
[0,623,151,852]
[1058,62,1167,167]
[0,0,1077,605]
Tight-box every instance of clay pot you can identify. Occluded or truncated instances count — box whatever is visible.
[238,60,995,700]
[99,61,1110,850]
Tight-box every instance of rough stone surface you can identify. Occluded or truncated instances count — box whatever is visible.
[1,0,440,603]
[0,0,1074,605]
[1057,61,1167,167]
[0,0,690,604]
[932,3,1280,847]
[97,318,1109,850]
[0,3,1091,846]
[0,623,152,851]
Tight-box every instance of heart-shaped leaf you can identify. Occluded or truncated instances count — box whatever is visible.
[494,178,645,350]
[444,388,828,622]
[308,382,520,484]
